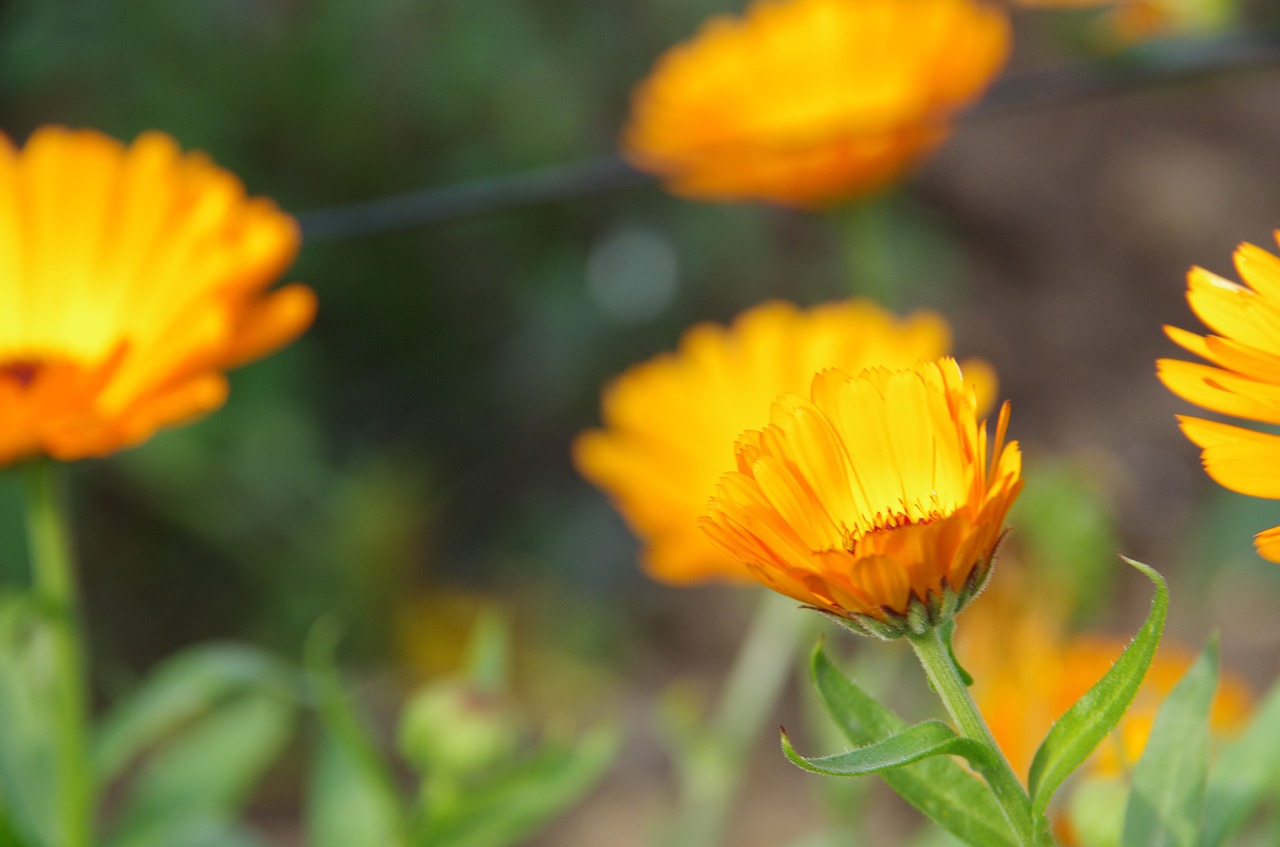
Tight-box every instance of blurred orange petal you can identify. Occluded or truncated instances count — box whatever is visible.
[575,300,993,585]
[623,0,1010,206]
[0,126,313,465]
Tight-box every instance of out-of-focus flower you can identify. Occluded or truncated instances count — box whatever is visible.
[1157,234,1280,562]
[574,300,995,585]
[700,358,1022,637]
[0,126,314,465]
[1012,0,1234,46]
[623,0,1010,207]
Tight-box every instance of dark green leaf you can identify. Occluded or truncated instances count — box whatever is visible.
[811,645,1018,847]
[412,726,616,847]
[0,595,64,847]
[304,619,405,847]
[106,691,294,847]
[1122,639,1218,847]
[782,720,991,776]
[1201,677,1280,847]
[1028,557,1167,823]
[93,643,299,787]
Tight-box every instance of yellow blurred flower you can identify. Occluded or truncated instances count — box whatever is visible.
[701,358,1022,637]
[0,126,314,464]
[574,300,994,585]
[623,0,1010,207]
[1157,235,1280,562]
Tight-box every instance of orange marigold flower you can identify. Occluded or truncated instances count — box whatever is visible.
[574,300,995,585]
[700,358,1022,637]
[1157,234,1280,562]
[0,126,315,465]
[622,0,1010,207]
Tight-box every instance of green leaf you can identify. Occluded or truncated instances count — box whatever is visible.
[304,619,405,847]
[463,610,509,697]
[1122,638,1218,847]
[1028,557,1167,822]
[0,595,64,847]
[412,725,616,847]
[1201,677,1280,847]
[811,645,1018,847]
[106,817,267,847]
[106,691,295,847]
[782,720,992,777]
[1066,777,1125,847]
[93,643,299,787]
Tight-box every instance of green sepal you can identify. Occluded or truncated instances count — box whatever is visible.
[810,645,1019,847]
[1201,676,1280,847]
[782,719,993,777]
[1027,557,1167,826]
[939,620,973,687]
[1121,637,1218,847]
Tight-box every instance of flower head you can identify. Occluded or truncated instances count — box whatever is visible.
[623,0,1010,206]
[0,126,314,464]
[1157,234,1280,562]
[701,358,1021,636]
[574,300,994,585]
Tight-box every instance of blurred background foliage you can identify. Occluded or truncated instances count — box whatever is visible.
[3,0,1280,843]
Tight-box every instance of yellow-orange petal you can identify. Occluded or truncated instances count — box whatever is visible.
[1254,525,1280,563]
[1157,359,1280,425]
[576,299,993,585]
[0,126,312,465]
[702,358,1019,627]
[623,0,1010,206]
[1177,416,1280,499]
[1185,265,1280,353]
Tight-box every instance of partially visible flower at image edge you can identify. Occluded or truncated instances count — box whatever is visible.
[573,300,996,585]
[1157,232,1280,562]
[701,358,1022,637]
[0,126,315,465]
[622,0,1010,206]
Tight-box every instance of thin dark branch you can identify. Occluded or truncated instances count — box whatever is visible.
[296,154,647,240]
[295,34,1280,242]
[970,34,1280,118]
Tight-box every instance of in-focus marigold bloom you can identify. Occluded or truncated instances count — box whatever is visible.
[623,0,1010,207]
[700,358,1021,637]
[1157,234,1280,562]
[0,126,315,465]
[574,300,995,585]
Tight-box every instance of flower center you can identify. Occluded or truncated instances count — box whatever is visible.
[846,501,946,547]
[0,359,45,387]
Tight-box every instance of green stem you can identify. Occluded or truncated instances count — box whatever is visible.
[662,590,813,847]
[23,462,91,847]
[907,626,1048,847]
